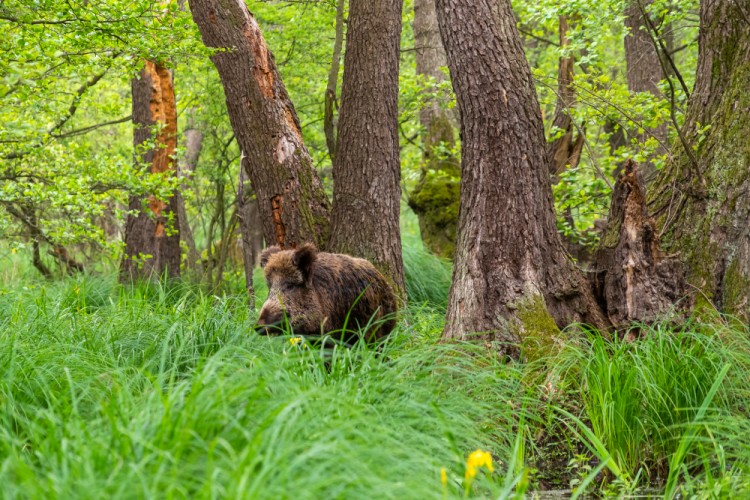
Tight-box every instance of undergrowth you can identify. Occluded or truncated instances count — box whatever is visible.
[0,269,749,498]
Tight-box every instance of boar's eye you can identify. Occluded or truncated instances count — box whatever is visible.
[281,282,297,292]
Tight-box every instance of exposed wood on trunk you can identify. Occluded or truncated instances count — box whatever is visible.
[324,0,346,162]
[592,160,685,328]
[188,0,331,249]
[120,61,181,282]
[546,16,585,180]
[328,0,406,299]
[649,0,750,320]
[435,0,608,357]
[408,0,460,259]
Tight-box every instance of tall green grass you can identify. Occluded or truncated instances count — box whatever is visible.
[2,249,750,498]
[550,323,750,495]
[0,277,523,499]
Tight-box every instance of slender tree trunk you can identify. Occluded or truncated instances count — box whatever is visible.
[324,0,346,162]
[327,0,406,298]
[546,16,584,179]
[647,0,750,320]
[624,0,668,181]
[407,0,461,259]
[120,61,181,282]
[546,16,589,264]
[238,163,264,308]
[26,208,52,278]
[189,0,331,249]
[175,116,203,271]
[435,0,608,356]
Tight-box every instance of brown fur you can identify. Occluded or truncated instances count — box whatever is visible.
[257,244,398,343]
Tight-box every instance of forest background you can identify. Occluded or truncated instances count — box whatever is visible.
[2,0,750,498]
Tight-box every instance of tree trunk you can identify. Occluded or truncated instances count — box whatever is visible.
[324,0,346,162]
[188,0,331,249]
[624,0,668,181]
[648,0,750,320]
[175,117,203,271]
[546,16,589,264]
[435,0,608,357]
[546,16,585,180]
[238,162,264,308]
[407,0,461,259]
[327,0,406,298]
[592,160,685,329]
[120,61,181,282]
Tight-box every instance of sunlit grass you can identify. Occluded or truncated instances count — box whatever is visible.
[0,277,525,498]
[1,264,749,497]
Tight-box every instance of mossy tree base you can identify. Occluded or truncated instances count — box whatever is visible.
[648,1,750,321]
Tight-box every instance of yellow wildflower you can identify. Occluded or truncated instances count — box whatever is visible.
[289,336,303,346]
[465,449,494,480]
[440,467,447,487]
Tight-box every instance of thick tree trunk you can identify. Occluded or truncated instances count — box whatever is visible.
[435,0,608,356]
[407,0,460,259]
[624,0,668,181]
[189,0,331,249]
[120,61,181,282]
[648,0,750,320]
[327,0,406,298]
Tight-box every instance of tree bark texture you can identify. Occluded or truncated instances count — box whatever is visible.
[408,0,460,259]
[121,61,181,282]
[435,0,608,355]
[189,0,331,249]
[593,160,685,329]
[327,0,406,298]
[624,0,669,180]
[649,0,750,320]
[546,16,584,180]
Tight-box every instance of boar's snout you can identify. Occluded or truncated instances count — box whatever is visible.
[255,305,284,335]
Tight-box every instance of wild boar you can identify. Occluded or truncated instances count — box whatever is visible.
[256,244,398,344]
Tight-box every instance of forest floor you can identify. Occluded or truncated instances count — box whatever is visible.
[1,240,749,498]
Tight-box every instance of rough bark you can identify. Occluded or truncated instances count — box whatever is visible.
[189,0,331,249]
[120,61,181,282]
[238,163,264,307]
[327,0,406,299]
[407,0,460,259]
[546,16,585,180]
[435,0,608,356]
[592,160,685,329]
[324,0,346,162]
[648,0,750,320]
[624,0,669,181]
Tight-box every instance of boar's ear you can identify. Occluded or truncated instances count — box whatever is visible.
[260,245,282,268]
[292,243,318,281]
